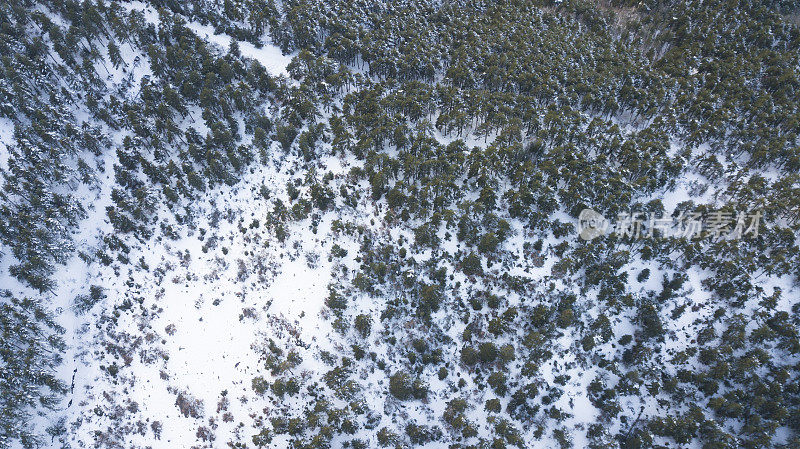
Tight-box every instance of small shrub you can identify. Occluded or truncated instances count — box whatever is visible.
[252,376,269,395]
[354,314,371,338]
[175,391,204,418]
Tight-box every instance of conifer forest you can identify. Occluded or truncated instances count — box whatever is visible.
[1,1,800,448]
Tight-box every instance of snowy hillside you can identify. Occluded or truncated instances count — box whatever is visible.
[2,1,800,449]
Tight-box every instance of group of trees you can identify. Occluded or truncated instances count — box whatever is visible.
[247,0,800,447]
[0,293,66,448]
[1,0,799,447]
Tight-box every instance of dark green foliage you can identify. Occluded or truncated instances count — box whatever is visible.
[252,376,269,395]
[461,252,483,276]
[460,346,479,366]
[405,421,442,445]
[389,371,428,401]
[354,314,371,338]
[326,287,347,311]
[488,372,508,396]
[486,398,502,413]
[377,427,400,447]
[0,293,66,448]
[73,284,106,314]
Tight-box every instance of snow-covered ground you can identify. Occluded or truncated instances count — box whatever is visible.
[4,3,798,448]
[48,144,352,446]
